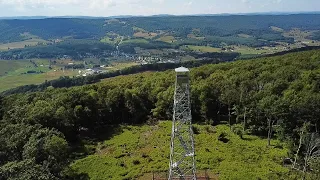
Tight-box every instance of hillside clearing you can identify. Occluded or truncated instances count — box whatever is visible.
[182,45,221,53]
[156,36,176,43]
[71,121,289,180]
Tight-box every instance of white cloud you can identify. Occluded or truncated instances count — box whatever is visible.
[241,0,249,3]
[0,0,119,9]
[152,0,165,4]
[0,0,78,7]
[0,0,318,17]
[183,1,192,7]
[0,0,124,15]
[89,0,117,9]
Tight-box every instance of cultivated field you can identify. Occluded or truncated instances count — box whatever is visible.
[0,33,49,50]
[181,45,221,53]
[0,59,79,92]
[0,58,139,92]
[156,35,176,43]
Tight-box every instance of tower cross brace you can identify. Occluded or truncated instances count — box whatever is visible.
[169,67,196,180]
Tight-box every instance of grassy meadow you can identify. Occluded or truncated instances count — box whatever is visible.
[156,35,176,43]
[71,121,289,180]
[182,45,222,53]
[0,59,140,92]
[0,60,31,76]
[0,70,78,92]
[0,39,48,51]
[134,32,157,39]
[0,59,79,92]
[0,33,49,51]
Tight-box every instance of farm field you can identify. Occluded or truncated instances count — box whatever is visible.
[233,46,275,55]
[0,60,31,76]
[0,59,79,92]
[0,58,139,92]
[156,35,176,43]
[121,38,149,44]
[0,39,47,50]
[181,45,222,53]
[110,62,139,70]
[0,33,49,50]
[0,67,79,92]
[283,29,318,42]
[0,70,78,92]
[133,31,157,39]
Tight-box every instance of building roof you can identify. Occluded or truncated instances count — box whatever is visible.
[175,67,189,73]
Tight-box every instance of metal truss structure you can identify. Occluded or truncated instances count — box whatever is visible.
[169,67,196,180]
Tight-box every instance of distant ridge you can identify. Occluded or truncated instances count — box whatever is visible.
[0,11,319,20]
[0,16,106,20]
[0,16,48,20]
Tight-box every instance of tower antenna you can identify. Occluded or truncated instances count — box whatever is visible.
[169,67,196,180]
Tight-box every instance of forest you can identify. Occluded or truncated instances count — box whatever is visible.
[1,14,319,43]
[0,14,319,60]
[0,50,320,179]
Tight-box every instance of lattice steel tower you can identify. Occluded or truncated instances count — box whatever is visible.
[169,67,196,180]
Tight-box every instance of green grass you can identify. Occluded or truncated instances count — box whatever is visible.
[0,69,78,92]
[0,33,48,50]
[234,46,274,55]
[71,121,289,180]
[0,58,139,92]
[133,27,147,32]
[237,34,252,38]
[101,37,149,45]
[156,35,176,43]
[110,62,139,70]
[100,37,117,45]
[0,60,31,76]
[100,32,123,45]
[270,26,284,32]
[121,38,149,44]
[0,59,79,92]
[133,31,157,39]
[182,45,221,53]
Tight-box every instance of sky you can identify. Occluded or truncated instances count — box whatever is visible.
[0,0,319,17]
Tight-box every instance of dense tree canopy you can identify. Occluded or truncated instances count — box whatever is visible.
[0,14,319,49]
[1,50,320,178]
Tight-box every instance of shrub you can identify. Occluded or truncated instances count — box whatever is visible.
[192,126,200,134]
[218,132,229,143]
[132,159,141,165]
[232,124,244,139]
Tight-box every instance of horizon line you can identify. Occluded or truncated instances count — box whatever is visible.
[0,11,320,19]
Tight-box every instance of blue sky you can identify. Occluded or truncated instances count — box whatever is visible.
[0,0,319,17]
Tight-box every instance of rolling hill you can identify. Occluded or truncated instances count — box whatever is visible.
[0,14,319,44]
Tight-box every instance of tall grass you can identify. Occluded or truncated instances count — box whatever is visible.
[71,121,289,180]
